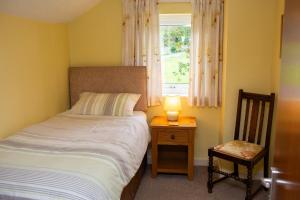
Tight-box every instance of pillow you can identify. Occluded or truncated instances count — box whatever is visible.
[70,92,141,116]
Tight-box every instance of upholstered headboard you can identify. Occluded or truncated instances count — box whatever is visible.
[69,66,147,111]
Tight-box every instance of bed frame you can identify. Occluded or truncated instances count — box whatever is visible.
[121,156,147,200]
[69,66,148,200]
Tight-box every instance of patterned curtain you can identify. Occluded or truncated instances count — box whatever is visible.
[122,0,162,106]
[189,0,224,107]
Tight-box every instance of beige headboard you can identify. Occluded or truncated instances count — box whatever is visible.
[69,66,148,111]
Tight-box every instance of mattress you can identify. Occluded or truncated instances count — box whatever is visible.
[0,111,150,200]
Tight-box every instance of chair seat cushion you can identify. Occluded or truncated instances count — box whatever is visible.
[214,140,264,160]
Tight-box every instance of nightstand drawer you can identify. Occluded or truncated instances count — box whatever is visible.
[157,130,188,145]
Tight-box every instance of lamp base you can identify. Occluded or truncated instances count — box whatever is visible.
[166,111,179,121]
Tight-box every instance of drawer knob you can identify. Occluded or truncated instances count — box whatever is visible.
[171,134,175,140]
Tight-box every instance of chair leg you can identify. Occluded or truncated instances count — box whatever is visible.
[234,163,239,177]
[245,166,253,200]
[264,154,269,178]
[263,156,270,191]
[207,150,213,193]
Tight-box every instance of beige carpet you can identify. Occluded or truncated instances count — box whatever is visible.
[135,166,268,200]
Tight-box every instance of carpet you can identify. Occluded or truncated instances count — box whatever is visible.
[135,166,268,200]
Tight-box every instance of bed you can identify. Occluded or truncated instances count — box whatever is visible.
[0,66,149,200]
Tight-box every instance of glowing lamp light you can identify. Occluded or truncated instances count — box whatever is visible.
[164,96,182,121]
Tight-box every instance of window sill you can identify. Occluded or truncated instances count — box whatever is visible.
[162,83,188,97]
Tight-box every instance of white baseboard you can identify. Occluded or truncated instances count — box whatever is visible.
[194,158,208,166]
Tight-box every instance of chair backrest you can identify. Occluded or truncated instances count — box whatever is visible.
[234,89,275,151]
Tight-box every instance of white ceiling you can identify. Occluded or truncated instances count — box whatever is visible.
[0,0,103,23]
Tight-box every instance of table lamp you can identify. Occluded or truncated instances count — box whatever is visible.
[164,96,182,121]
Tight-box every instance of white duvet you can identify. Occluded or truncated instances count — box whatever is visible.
[0,111,150,200]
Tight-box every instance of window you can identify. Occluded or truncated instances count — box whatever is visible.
[160,14,191,96]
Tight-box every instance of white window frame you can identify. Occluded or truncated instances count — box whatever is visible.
[160,14,192,97]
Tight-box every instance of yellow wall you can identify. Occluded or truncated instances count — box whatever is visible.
[0,13,69,138]
[159,3,192,14]
[270,0,285,165]
[68,0,122,66]
[272,0,285,95]
[68,0,281,166]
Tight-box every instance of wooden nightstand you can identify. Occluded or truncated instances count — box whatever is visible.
[150,116,197,180]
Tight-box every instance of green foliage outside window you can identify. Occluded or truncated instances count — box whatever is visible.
[160,25,191,83]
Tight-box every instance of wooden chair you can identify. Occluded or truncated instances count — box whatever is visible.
[207,89,275,200]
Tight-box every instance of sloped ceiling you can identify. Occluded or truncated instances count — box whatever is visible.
[0,0,103,23]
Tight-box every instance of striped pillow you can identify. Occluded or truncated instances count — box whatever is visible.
[70,92,141,116]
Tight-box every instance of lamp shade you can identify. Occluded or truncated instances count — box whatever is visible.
[164,96,182,112]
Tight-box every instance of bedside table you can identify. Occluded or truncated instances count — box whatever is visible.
[150,116,197,180]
